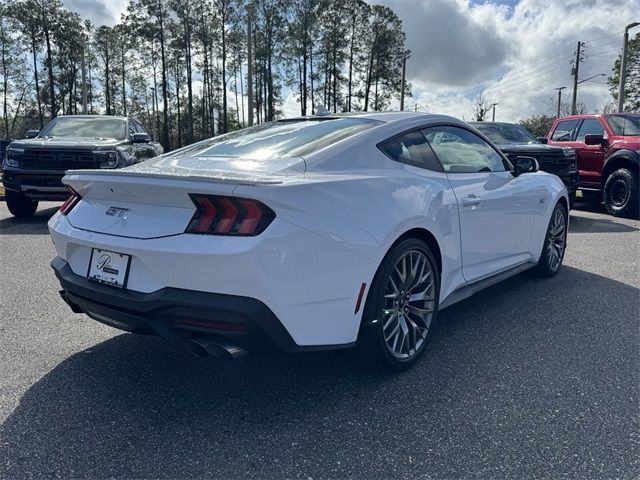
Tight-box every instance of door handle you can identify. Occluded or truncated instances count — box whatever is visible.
[462,195,482,206]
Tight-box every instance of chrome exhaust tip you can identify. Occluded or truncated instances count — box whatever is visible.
[186,338,247,361]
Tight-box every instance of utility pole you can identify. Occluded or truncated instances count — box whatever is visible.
[617,22,640,112]
[554,87,566,118]
[571,41,583,115]
[491,103,498,121]
[81,45,88,114]
[246,3,254,126]
[399,50,410,111]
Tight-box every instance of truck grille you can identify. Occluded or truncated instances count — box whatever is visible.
[506,152,574,174]
[17,149,99,170]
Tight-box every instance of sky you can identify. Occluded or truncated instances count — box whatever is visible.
[62,0,640,122]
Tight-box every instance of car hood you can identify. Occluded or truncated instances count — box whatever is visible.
[9,137,123,149]
[494,143,569,154]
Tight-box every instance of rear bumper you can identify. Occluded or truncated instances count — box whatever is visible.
[52,256,354,354]
[2,167,68,200]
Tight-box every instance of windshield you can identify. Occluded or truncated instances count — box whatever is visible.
[165,117,382,160]
[473,123,539,145]
[39,117,127,140]
[606,115,640,136]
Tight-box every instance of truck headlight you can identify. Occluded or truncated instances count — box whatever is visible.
[563,149,576,169]
[4,148,21,167]
[93,149,120,168]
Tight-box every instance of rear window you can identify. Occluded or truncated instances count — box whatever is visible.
[606,115,640,136]
[168,118,382,160]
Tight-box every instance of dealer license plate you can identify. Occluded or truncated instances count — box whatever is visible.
[87,248,131,288]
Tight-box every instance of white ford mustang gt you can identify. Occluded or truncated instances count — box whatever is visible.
[49,112,568,371]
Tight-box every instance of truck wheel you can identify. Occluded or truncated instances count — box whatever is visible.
[603,168,639,219]
[5,190,38,218]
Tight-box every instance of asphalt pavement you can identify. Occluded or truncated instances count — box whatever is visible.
[0,200,638,479]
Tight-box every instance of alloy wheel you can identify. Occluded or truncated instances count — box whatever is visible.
[381,250,435,359]
[547,207,566,272]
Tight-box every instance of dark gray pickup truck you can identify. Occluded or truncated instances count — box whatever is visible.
[2,115,163,217]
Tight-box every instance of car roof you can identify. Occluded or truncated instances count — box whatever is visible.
[468,121,520,126]
[54,115,129,121]
[554,114,605,121]
[280,111,460,124]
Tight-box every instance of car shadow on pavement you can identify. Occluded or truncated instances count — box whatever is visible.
[569,212,639,234]
[1,266,638,479]
[0,207,58,235]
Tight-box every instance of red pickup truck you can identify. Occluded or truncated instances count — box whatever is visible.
[546,113,639,218]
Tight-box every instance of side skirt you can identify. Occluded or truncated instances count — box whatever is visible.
[439,262,535,310]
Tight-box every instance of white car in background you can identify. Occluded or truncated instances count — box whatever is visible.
[49,112,568,371]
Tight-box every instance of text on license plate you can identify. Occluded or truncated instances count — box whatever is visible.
[87,248,131,288]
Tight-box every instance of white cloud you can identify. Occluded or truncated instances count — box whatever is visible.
[62,0,129,26]
[380,0,640,122]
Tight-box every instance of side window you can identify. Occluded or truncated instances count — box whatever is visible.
[378,130,443,172]
[575,118,604,141]
[550,119,579,141]
[128,121,136,137]
[422,126,507,173]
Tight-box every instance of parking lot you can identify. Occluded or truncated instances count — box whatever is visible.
[0,200,638,479]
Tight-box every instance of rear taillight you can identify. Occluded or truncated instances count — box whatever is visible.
[59,187,81,215]
[185,194,275,236]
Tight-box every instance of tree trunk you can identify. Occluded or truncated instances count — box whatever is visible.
[267,46,274,121]
[105,52,111,115]
[185,9,194,143]
[121,43,126,116]
[347,13,355,112]
[31,31,43,129]
[43,18,56,118]
[221,7,228,133]
[158,3,170,150]
[175,58,182,146]
[310,47,314,114]
[302,48,307,116]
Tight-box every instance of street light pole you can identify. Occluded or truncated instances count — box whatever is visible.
[554,87,566,118]
[491,103,498,121]
[617,22,640,113]
[246,3,254,126]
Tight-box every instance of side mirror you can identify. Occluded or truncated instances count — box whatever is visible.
[132,132,151,143]
[584,134,606,146]
[537,137,548,144]
[513,156,539,176]
[25,129,39,139]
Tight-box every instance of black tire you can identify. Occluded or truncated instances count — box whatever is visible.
[603,168,639,219]
[5,190,38,218]
[568,191,576,210]
[357,238,440,372]
[535,202,567,277]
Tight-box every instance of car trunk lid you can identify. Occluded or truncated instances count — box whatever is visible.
[61,156,304,239]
